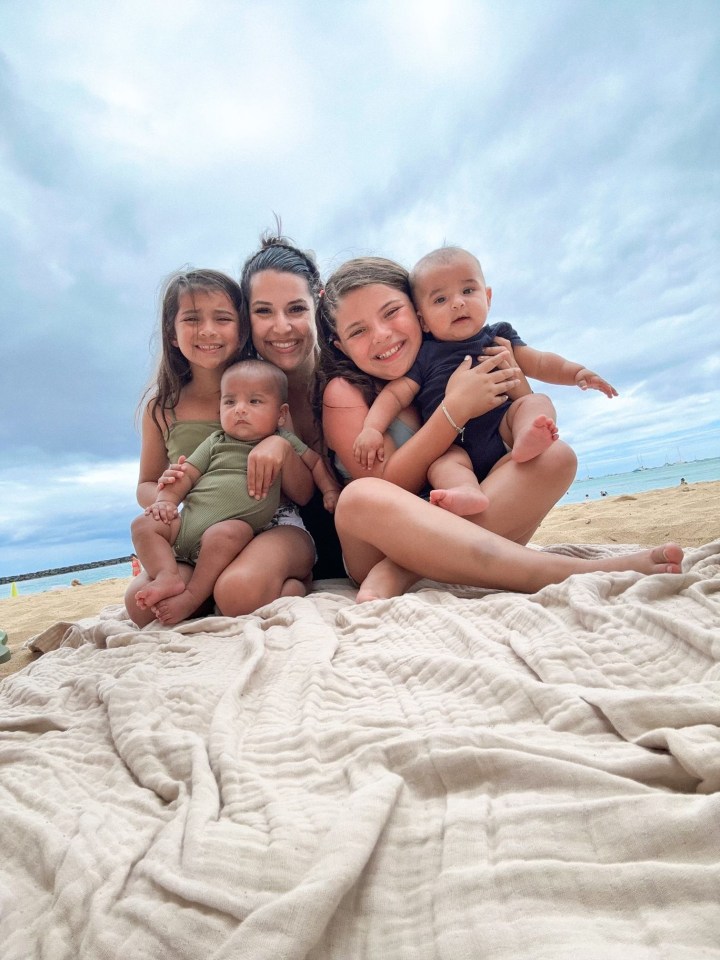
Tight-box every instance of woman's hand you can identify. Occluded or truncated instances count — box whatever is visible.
[247,435,292,500]
[444,352,521,423]
[157,455,189,490]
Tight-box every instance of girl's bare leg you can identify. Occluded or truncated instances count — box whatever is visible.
[152,519,254,626]
[500,394,559,463]
[213,525,315,616]
[476,439,578,544]
[427,448,490,516]
[335,478,683,598]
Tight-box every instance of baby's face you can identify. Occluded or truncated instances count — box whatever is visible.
[413,252,492,342]
[220,368,287,441]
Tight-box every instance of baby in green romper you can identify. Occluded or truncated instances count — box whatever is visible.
[131,359,340,625]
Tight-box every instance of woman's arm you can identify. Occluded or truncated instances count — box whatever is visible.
[136,405,170,508]
[247,435,315,505]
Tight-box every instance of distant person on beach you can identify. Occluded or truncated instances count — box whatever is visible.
[351,246,618,517]
[131,359,339,626]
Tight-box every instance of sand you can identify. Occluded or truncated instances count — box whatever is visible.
[1,480,718,680]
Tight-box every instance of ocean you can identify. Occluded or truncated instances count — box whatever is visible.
[4,457,719,599]
[561,456,720,503]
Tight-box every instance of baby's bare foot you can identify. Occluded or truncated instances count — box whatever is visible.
[512,415,558,463]
[152,587,204,625]
[429,485,490,516]
[136,573,186,610]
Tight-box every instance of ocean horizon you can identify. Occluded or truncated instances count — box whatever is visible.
[3,456,719,599]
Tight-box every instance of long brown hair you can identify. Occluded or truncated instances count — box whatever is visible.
[140,268,249,431]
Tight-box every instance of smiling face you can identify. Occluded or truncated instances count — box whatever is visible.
[332,283,423,381]
[219,364,288,442]
[172,289,241,369]
[249,270,318,376]
[412,251,492,342]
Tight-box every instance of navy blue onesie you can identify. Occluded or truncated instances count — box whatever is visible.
[406,321,526,482]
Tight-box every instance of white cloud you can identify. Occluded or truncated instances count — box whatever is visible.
[1,0,718,571]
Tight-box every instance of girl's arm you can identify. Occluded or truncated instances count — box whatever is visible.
[485,338,532,400]
[136,405,170,508]
[324,355,522,493]
[247,435,315,505]
[514,345,618,397]
[381,353,522,491]
[323,378,403,482]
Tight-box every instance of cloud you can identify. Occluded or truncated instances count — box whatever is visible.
[1,0,718,571]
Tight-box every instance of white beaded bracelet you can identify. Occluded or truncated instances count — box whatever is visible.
[441,402,465,442]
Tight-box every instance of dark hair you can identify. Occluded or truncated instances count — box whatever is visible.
[222,358,289,404]
[240,221,323,327]
[141,268,249,431]
[314,256,413,418]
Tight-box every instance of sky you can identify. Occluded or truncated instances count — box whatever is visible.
[1,0,719,577]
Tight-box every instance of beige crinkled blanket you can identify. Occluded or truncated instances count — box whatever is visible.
[1,541,719,959]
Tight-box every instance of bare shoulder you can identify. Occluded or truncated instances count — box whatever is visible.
[323,377,368,408]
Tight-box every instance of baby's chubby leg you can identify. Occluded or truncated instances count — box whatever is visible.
[153,519,254,625]
[131,512,185,611]
[428,448,490,517]
[502,394,559,463]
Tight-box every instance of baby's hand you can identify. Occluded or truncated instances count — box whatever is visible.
[145,500,179,523]
[353,427,385,469]
[575,368,618,398]
[322,486,341,514]
[158,456,188,490]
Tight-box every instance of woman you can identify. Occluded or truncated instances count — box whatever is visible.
[211,233,345,616]
[318,257,683,601]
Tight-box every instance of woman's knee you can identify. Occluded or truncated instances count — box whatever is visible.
[213,528,314,616]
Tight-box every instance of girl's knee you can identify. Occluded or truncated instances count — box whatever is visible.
[552,440,578,475]
[335,478,384,526]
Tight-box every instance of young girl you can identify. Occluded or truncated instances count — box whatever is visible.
[317,257,684,601]
[125,269,318,626]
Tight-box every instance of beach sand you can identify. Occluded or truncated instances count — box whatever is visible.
[1,480,718,680]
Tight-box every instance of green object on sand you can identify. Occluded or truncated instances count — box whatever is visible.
[0,629,10,664]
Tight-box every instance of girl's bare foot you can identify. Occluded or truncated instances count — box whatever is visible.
[429,485,490,516]
[604,542,684,575]
[356,557,420,603]
[136,572,186,610]
[512,415,559,463]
